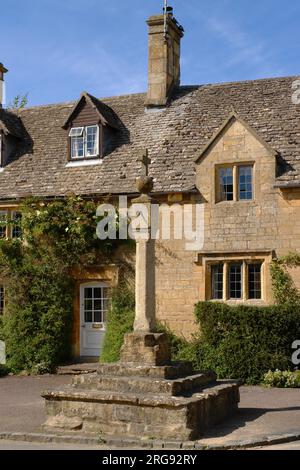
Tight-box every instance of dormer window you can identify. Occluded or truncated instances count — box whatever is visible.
[69,125,99,160]
[63,92,121,166]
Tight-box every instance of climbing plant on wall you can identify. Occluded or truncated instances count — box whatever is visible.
[0,196,121,373]
[270,252,300,305]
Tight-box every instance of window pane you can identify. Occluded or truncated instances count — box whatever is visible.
[0,211,7,239]
[12,212,22,239]
[94,287,102,299]
[84,299,93,310]
[85,126,98,157]
[94,299,102,311]
[229,264,242,299]
[211,265,223,299]
[94,311,102,323]
[69,127,84,137]
[219,167,233,201]
[239,166,253,200]
[248,264,262,299]
[71,136,84,159]
[84,311,93,323]
[0,286,4,315]
[84,288,93,299]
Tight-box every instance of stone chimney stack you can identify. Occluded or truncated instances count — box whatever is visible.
[0,63,8,108]
[145,9,184,108]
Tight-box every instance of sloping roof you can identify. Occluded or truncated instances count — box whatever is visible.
[0,108,24,139]
[0,75,299,200]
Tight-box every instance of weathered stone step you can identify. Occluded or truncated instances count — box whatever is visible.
[42,380,240,441]
[71,370,217,396]
[57,363,98,376]
[97,361,194,379]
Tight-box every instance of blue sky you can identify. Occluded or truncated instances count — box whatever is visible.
[1,0,299,106]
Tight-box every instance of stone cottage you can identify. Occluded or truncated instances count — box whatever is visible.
[0,10,300,359]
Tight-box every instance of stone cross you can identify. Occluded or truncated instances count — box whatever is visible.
[139,149,151,177]
[132,151,156,333]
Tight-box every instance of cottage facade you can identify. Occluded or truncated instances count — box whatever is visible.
[0,11,300,358]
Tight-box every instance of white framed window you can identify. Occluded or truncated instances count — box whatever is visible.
[83,285,110,324]
[69,125,99,160]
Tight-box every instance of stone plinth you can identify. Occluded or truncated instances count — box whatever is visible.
[42,333,240,441]
[120,332,171,366]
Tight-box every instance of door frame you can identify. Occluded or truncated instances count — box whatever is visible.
[79,281,108,357]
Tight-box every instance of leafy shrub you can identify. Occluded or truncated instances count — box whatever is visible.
[190,302,300,384]
[156,322,194,362]
[270,253,300,306]
[263,370,300,388]
[0,196,122,373]
[100,284,135,363]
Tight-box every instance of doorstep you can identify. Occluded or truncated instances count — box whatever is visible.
[56,362,98,375]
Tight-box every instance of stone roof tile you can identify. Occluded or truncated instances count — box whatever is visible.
[0,76,299,200]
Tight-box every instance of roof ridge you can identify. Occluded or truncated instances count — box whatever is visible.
[12,75,300,112]
[15,91,147,112]
[200,74,300,89]
[6,74,300,113]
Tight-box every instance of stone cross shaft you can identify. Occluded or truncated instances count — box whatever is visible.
[132,194,156,333]
[132,150,156,332]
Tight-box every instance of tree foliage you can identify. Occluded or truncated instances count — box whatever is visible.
[0,196,121,373]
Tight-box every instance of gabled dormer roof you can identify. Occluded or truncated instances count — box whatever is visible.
[194,111,278,164]
[62,92,121,130]
[0,108,24,139]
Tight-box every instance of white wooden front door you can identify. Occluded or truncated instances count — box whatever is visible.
[80,282,109,357]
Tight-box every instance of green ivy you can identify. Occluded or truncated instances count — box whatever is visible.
[270,252,300,305]
[100,283,135,364]
[0,196,121,373]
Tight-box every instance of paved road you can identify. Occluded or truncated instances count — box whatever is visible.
[200,385,300,447]
[0,439,102,450]
[0,375,70,433]
[0,375,300,448]
[253,441,300,450]
[1,439,300,451]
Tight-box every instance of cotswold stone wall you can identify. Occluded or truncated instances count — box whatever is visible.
[154,119,300,339]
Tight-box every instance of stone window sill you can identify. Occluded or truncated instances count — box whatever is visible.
[65,159,103,168]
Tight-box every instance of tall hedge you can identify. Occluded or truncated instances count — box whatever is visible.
[193,302,300,384]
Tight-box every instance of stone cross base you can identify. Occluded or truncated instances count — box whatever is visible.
[42,355,241,441]
[120,332,171,366]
